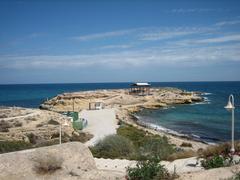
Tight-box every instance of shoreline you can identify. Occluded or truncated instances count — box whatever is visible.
[115,107,208,151]
[41,87,209,150]
[4,87,208,150]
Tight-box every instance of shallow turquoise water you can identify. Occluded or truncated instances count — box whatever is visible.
[136,82,240,143]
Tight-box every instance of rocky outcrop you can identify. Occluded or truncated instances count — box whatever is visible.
[40,88,203,112]
[0,142,124,180]
[0,107,90,145]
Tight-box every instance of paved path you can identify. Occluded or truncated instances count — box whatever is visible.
[79,108,118,146]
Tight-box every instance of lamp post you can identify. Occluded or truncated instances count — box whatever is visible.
[59,119,69,144]
[224,94,235,153]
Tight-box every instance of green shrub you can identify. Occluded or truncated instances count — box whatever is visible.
[201,155,226,169]
[139,136,175,160]
[117,124,176,160]
[0,140,32,153]
[232,172,240,180]
[90,134,136,159]
[127,158,173,180]
[180,142,192,148]
[117,124,147,147]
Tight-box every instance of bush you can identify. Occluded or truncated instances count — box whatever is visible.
[198,142,240,158]
[232,172,240,180]
[48,119,59,125]
[13,121,23,127]
[139,136,175,160]
[70,132,93,143]
[201,155,226,169]
[36,123,44,128]
[33,153,63,174]
[0,120,11,132]
[117,124,148,147]
[0,140,32,153]
[180,142,192,148]
[127,158,174,180]
[27,133,38,144]
[117,124,176,160]
[90,134,136,159]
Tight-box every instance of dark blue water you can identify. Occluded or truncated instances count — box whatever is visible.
[0,83,130,108]
[0,82,240,142]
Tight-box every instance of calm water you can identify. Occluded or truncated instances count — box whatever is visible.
[0,82,240,142]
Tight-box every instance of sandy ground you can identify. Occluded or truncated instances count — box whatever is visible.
[94,158,137,173]
[80,108,119,146]
[94,157,204,174]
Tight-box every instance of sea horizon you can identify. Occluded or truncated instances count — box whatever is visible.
[1,80,240,86]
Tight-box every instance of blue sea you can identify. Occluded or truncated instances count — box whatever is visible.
[0,82,240,143]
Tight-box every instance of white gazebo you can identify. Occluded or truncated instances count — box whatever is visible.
[129,82,151,96]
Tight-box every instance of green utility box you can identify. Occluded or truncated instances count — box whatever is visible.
[72,118,88,131]
[67,112,79,121]
[72,120,83,130]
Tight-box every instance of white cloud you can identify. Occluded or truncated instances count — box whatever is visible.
[139,27,212,41]
[72,29,137,41]
[1,43,239,70]
[197,34,240,43]
[215,20,240,26]
[166,8,226,13]
[100,44,132,49]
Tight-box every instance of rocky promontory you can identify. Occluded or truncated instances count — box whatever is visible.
[40,87,203,112]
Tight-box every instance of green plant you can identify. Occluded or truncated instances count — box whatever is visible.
[33,153,63,174]
[0,140,32,153]
[117,124,148,147]
[127,158,173,180]
[139,136,175,160]
[90,134,136,159]
[232,172,240,180]
[180,142,192,148]
[201,155,226,169]
[198,142,240,158]
[117,124,176,160]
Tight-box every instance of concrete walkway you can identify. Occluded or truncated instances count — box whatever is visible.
[79,108,118,146]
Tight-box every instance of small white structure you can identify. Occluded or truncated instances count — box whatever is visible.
[89,101,104,110]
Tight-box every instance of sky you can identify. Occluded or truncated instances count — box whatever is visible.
[0,0,240,84]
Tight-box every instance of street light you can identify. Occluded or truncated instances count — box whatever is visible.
[224,94,235,153]
[59,119,69,144]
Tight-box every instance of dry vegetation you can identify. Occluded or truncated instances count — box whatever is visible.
[33,153,64,174]
[198,141,240,158]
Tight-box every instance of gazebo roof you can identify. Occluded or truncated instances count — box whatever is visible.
[131,82,151,86]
